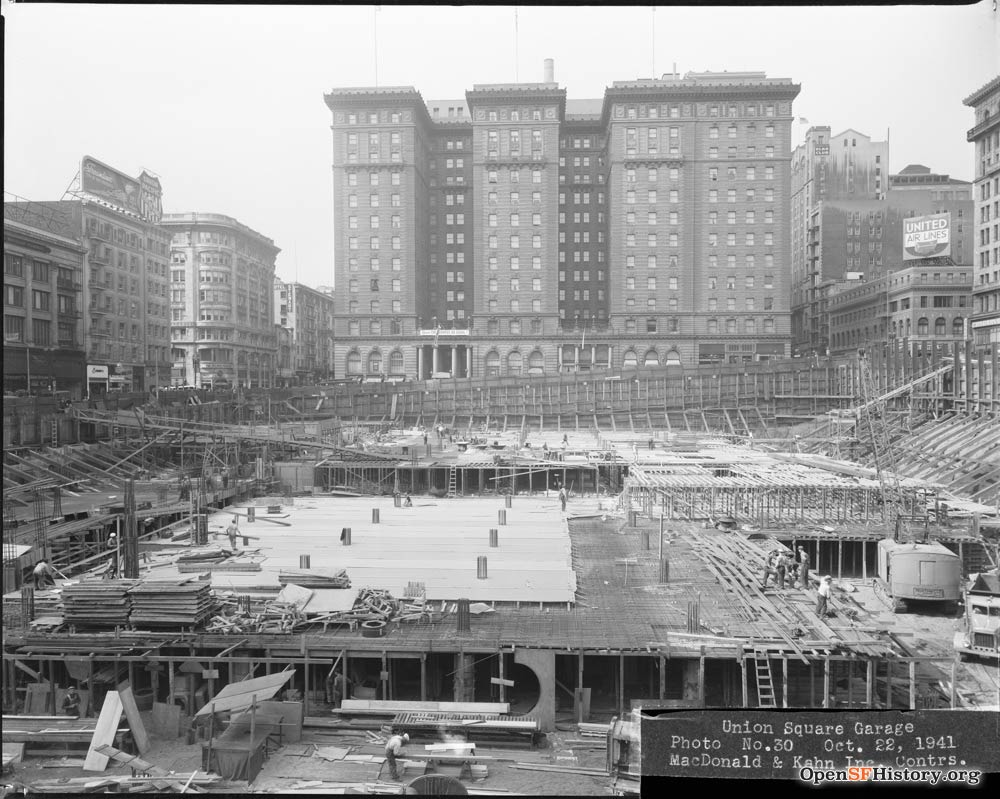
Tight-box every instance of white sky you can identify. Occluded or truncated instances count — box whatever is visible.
[4,3,998,289]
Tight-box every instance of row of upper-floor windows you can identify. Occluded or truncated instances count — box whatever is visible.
[4,254,78,285]
[616,102,777,119]
[350,215,404,229]
[345,111,404,125]
[981,176,1000,201]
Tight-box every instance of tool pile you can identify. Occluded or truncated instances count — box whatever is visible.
[278,567,351,589]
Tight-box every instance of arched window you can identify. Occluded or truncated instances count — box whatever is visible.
[485,350,500,376]
[527,349,545,375]
[346,350,362,375]
[367,350,383,374]
[507,351,523,375]
[952,317,964,337]
[934,317,946,336]
[664,349,681,366]
[623,349,638,369]
[389,350,404,373]
[917,317,929,336]
[643,348,659,366]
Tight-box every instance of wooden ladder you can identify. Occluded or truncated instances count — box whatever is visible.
[753,649,777,708]
[447,465,458,498]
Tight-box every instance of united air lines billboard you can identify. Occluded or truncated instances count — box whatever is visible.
[903,212,951,261]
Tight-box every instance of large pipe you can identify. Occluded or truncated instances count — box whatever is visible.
[544,58,554,83]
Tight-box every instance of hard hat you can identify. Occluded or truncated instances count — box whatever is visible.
[402,733,410,742]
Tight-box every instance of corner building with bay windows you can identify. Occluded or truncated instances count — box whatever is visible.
[324,70,799,378]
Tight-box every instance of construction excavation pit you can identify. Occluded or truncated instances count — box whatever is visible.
[2,354,999,794]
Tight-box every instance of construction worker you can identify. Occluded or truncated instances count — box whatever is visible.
[326,669,352,707]
[226,518,240,550]
[816,576,833,617]
[106,533,119,579]
[797,547,811,589]
[32,560,55,590]
[558,487,567,512]
[774,551,787,590]
[403,494,413,508]
[61,686,82,717]
[384,732,409,780]
[761,551,778,589]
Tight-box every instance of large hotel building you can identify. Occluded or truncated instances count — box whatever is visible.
[324,68,800,378]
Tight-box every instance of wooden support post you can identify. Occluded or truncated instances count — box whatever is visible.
[740,655,747,707]
[822,656,830,709]
[866,661,874,708]
[658,655,666,700]
[698,649,706,707]
[47,660,56,716]
[498,650,505,703]
[618,653,625,716]
[381,652,388,701]
[782,657,789,709]
[304,648,310,718]
[167,660,175,707]
[577,650,585,723]
[837,538,843,580]
[908,661,917,710]
[420,653,427,702]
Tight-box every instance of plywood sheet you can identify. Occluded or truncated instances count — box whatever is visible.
[116,683,150,754]
[194,669,294,717]
[83,691,123,772]
[301,588,359,615]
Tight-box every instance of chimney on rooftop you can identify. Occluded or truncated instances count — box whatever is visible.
[544,58,555,84]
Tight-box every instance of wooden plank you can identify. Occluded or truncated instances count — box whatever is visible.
[83,691,123,772]
[339,699,510,715]
[116,682,150,755]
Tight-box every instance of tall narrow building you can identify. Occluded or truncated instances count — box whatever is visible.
[324,68,800,378]
[964,75,1000,352]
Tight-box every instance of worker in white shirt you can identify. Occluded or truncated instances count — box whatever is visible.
[32,560,55,590]
[816,575,833,617]
[384,732,409,780]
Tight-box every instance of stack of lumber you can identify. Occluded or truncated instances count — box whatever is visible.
[178,560,261,573]
[62,580,137,627]
[279,568,351,589]
[128,580,215,628]
[577,722,610,739]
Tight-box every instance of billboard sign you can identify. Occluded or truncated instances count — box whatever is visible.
[903,212,951,261]
[138,171,163,223]
[80,156,142,215]
[87,364,109,379]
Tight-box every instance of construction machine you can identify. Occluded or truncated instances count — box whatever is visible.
[953,570,1000,662]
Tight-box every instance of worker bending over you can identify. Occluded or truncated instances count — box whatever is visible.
[384,732,409,780]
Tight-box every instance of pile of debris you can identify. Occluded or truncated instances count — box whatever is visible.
[279,567,351,589]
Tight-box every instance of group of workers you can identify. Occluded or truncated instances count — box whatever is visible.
[761,546,834,617]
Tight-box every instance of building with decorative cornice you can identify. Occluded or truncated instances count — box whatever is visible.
[324,68,800,377]
[161,213,280,389]
[964,74,1000,352]
[274,278,336,384]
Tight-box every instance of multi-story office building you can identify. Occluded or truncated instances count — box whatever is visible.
[324,68,800,376]
[791,155,972,356]
[161,213,279,389]
[790,127,889,354]
[6,194,173,394]
[3,200,87,397]
[274,278,336,384]
[828,263,973,356]
[964,74,1000,352]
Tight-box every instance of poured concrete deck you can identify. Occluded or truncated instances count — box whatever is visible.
[157,496,577,604]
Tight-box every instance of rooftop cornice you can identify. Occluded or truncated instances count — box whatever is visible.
[962,74,1000,107]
